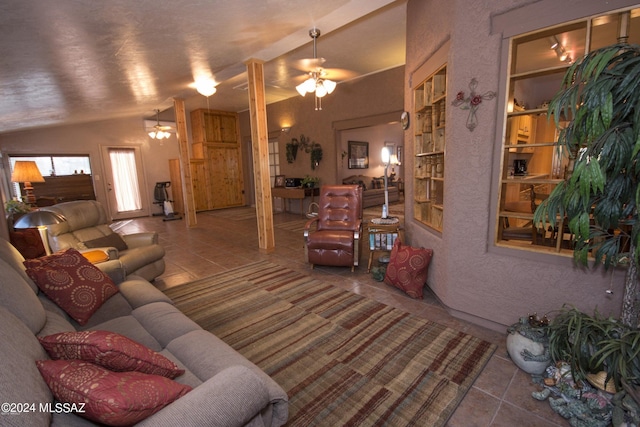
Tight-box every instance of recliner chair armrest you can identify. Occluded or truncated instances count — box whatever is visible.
[122,232,159,248]
[303,217,319,240]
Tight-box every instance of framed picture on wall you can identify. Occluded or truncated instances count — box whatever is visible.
[274,175,285,187]
[348,141,369,169]
[397,146,403,164]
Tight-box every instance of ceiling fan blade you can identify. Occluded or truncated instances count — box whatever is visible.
[320,68,359,81]
[291,57,326,71]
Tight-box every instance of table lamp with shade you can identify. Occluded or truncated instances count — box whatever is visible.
[13,210,67,255]
[11,161,45,205]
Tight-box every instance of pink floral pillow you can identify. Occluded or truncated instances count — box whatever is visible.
[24,248,118,325]
[384,240,433,299]
[36,360,191,426]
[39,330,184,379]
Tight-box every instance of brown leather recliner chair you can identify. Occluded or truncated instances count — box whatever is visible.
[304,185,363,271]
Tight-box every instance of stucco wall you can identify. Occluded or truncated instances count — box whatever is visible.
[404,0,636,330]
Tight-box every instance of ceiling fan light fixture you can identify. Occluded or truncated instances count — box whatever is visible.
[195,79,217,97]
[323,79,336,94]
[296,28,337,107]
[296,77,316,96]
[148,109,172,140]
[315,82,328,98]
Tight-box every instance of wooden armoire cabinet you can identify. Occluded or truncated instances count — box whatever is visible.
[189,109,245,211]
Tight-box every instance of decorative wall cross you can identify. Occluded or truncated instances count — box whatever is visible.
[451,78,496,132]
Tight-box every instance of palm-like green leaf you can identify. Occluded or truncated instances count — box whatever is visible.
[540,43,640,269]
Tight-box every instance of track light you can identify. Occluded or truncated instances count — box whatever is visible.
[548,35,571,63]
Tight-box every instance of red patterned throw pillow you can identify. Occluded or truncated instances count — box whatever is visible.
[384,240,433,299]
[36,360,191,426]
[39,330,184,379]
[9,228,46,259]
[24,248,118,325]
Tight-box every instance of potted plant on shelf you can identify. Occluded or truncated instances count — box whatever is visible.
[301,175,319,188]
[534,42,640,328]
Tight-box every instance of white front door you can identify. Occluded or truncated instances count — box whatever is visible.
[100,146,149,220]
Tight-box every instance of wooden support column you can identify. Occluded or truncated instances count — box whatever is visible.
[245,59,275,253]
[173,98,197,227]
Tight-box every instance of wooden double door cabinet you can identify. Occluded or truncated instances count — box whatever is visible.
[190,109,245,211]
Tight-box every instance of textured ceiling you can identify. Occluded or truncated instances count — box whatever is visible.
[0,0,406,134]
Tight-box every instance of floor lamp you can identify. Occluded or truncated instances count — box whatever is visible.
[14,211,67,255]
[381,147,391,218]
[11,161,45,205]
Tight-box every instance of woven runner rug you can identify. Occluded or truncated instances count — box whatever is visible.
[164,261,495,426]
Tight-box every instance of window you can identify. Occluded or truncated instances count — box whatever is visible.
[496,8,640,254]
[9,155,92,199]
[268,138,280,187]
[9,155,91,177]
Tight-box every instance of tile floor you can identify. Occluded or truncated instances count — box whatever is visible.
[114,207,568,427]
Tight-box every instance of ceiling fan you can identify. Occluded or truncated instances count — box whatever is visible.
[147,109,173,140]
[293,28,356,110]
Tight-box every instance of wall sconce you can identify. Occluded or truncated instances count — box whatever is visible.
[281,127,291,133]
[11,161,45,204]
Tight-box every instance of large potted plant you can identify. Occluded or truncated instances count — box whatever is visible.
[546,305,640,392]
[534,42,640,328]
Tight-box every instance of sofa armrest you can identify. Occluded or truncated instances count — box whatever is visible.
[95,259,126,284]
[138,366,278,427]
[122,232,158,248]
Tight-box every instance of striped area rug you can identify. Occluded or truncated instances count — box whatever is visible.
[164,261,495,426]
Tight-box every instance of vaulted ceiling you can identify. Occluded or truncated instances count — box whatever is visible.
[0,0,407,134]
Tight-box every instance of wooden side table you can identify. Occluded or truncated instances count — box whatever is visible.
[366,221,402,272]
[271,187,319,217]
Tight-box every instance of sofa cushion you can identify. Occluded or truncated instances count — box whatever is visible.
[84,233,128,251]
[0,258,47,334]
[81,249,110,264]
[384,240,433,299]
[24,248,119,325]
[36,359,192,426]
[39,330,185,379]
[0,307,53,426]
[0,237,39,293]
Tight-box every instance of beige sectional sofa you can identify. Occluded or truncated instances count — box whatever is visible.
[0,237,288,426]
[342,175,399,208]
[41,201,166,282]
